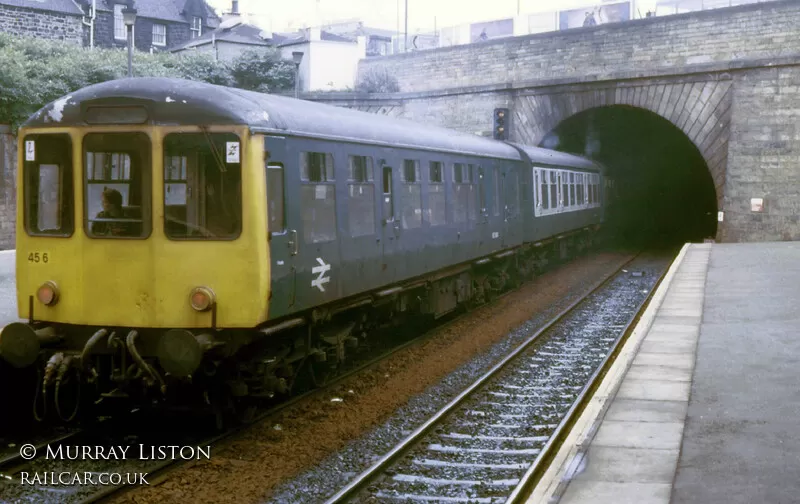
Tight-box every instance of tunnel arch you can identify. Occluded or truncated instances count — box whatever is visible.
[531,104,720,246]
[511,78,733,212]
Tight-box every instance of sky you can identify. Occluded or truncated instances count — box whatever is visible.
[206,0,660,34]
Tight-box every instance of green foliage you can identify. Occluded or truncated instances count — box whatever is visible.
[355,66,400,93]
[228,48,295,93]
[0,33,296,130]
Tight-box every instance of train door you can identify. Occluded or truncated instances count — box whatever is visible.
[475,165,491,254]
[293,143,342,310]
[380,162,400,283]
[502,162,521,247]
[489,162,505,249]
[264,136,296,318]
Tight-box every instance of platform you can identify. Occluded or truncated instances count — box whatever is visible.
[529,241,800,504]
[0,250,16,326]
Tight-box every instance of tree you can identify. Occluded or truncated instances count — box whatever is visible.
[0,34,297,130]
[228,48,295,93]
[355,66,400,93]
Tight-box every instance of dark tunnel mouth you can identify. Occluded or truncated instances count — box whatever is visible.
[538,105,719,249]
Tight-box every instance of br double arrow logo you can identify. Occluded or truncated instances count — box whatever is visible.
[311,257,331,292]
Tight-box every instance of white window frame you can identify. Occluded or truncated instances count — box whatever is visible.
[114,4,127,41]
[152,23,166,46]
[533,166,601,217]
[190,16,202,39]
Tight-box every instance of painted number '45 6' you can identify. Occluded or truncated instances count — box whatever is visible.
[28,252,49,263]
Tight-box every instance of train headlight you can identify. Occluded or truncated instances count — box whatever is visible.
[189,286,215,312]
[36,281,59,306]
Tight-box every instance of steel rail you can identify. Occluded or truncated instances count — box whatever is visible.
[504,253,671,502]
[81,253,616,504]
[323,252,642,504]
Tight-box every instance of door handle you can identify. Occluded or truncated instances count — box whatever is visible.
[288,229,298,256]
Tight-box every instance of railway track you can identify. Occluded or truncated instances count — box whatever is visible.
[322,252,671,504]
[0,250,636,504]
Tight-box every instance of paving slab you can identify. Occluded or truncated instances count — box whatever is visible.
[672,242,800,504]
[0,250,17,326]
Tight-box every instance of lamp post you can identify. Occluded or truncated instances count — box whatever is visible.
[292,51,304,99]
[122,3,137,78]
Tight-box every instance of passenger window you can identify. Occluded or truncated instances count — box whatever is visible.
[300,151,336,243]
[162,133,241,240]
[267,163,285,234]
[549,170,558,210]
[569,172,576,207]
[401,159,422,229]
[347,155,375,237]
[428,161,446,226]
[23,134,73,236]
[301,152,334,182]
[85,133,151,238]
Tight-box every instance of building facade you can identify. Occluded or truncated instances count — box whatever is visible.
[0,0,220,51]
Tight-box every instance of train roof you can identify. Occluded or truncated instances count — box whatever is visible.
[24,77,521,160]
[23,77,602,171]
[509,143,603,172]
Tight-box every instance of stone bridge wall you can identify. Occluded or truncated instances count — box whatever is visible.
[358,0,800,93]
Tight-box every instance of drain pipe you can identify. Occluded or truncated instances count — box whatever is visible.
[81,0,97,49]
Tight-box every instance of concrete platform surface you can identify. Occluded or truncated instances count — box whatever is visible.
[0,250,17,326]
[673,242,800,504]
[529,241,800,504]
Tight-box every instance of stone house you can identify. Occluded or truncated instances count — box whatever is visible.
[0,0,220,51]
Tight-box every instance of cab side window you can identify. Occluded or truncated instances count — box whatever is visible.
[267,163,285,234]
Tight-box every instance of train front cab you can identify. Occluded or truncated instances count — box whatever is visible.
[10,124,271,383]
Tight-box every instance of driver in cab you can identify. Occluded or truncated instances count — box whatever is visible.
[91,187,127,236]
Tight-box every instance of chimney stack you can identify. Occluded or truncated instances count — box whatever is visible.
[231,0,239,15]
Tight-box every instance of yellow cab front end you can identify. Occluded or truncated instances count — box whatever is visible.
[8,123,271,408]
[16,124,269,328]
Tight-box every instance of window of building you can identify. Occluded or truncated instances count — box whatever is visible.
[347,155,375,237]
[400,159,422,229]
[23,134,74,236]
[267,164,285,234]
[152,23,166,46]
[191,16,202,39]
[428,161,446,226]
[300,152,336,243]
[114,4,127,40]
[85,133,151,238]
[161,133,241,240]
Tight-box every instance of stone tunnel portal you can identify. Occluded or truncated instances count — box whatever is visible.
[539,106,718,248]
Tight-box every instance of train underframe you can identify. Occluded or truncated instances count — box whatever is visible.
[0,229,597,427]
